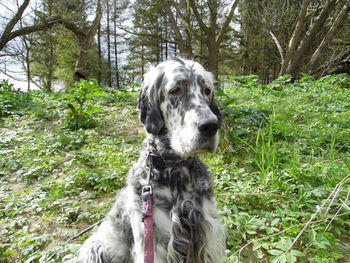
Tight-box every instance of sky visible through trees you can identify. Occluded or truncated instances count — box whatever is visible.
[0,0,349,91]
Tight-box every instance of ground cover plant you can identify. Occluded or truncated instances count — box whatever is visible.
[0,74,349,263]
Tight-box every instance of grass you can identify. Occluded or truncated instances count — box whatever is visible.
[0,74,350,262]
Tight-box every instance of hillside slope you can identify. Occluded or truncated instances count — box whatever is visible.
[1,75,350,263]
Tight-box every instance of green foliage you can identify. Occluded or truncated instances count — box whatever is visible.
[0,80,31,117]
[1,74,350,262]
[103,88,138,104]
[228,75,261,88]
[215,74,350,262]
[0,87,140,262]
[64,79,107,130]
[54,26,80,88]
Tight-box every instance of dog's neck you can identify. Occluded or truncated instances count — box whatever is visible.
[147,128,193,161]
[144,131,213,198]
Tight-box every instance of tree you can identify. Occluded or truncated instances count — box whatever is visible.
[126,0,175,79]
[60,1,102,80]
[238,0,301,82]
[166,0,239,80]
[0,0,65,53]
[275,0,350,76]
[105,0,112,87]
[308,2,350,73]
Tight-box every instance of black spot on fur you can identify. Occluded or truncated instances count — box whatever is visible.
[138,75,165,135]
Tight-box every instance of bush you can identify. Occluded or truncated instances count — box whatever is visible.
[64,79,107,131]
[0,80,31,118]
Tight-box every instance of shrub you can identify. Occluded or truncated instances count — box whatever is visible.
[0,80,31,118]
[64,79,106,131]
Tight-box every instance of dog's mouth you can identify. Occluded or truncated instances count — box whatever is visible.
[175,132,219,157]
[195,134,219,153]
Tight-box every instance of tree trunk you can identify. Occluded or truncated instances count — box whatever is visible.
[106,0,112,87]
[24,40,31,91]
[113,0,120,89]
[74,40,90,81]
[47,41,54,92]
[311,47,350,77]
[185,0,192,58]
[279,0,310,75]
[73,0,102,81]
[141,43,145,79]
[207,33,219,81]
[308,2,349,72]
[97,22,102,83]
[285,0,338,76]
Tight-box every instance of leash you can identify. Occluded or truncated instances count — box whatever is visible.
[143,151,155,263]
[142,185,154,263]
[142,151,187,263]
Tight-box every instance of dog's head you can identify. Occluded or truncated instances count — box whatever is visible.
[138,58,222,156]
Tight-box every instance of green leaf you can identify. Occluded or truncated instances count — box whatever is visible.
[252,243,262,251]
[269,249,283,256]
[271,218,280,226]
[285,252,297,263]
[291,250,305,257]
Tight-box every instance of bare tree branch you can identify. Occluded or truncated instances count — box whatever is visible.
[164,1,189,56]
[269,30,284,65]
[0,0,31,51]
[1,16,60,48]
[279,0,310,75]
[119,25,176,45]
[188,0,209,33]
[169,0,205,42]
[308,2,350,71]
[286,0,338,75]
[216,0,239,45]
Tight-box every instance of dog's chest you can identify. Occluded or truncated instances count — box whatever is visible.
[151,167,215,246]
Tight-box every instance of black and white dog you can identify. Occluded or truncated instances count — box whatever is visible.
[79,58,226,263]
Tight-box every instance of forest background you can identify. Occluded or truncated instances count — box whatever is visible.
[1,0,349,90]
[1,0,350,263]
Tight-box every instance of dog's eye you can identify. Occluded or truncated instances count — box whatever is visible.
[204,88,212,96]
[169,87,182,96]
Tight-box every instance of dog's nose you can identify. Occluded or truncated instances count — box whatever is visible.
[198,119,219,137]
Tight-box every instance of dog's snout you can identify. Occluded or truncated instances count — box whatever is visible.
[198,119,219,137]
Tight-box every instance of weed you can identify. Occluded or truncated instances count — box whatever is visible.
[1,75,350,262]
[64,79,107,131]
[0,79,32,118]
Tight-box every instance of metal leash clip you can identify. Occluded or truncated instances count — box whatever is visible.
[141,185,153,221]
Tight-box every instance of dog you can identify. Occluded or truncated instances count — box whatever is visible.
[78,58,226,263]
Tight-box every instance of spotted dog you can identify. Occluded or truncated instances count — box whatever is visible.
[79,58,226,263]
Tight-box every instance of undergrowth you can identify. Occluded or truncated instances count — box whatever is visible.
[0,74,349,263]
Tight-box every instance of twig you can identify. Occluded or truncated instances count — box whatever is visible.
[65,219,104,243]
[325,186,350,231]
[232,212,350,259]
[219,193,285,199]
[232,174,350,262]
[281,174,350,260]
[339,199,350,211]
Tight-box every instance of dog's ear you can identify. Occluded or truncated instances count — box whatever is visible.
[138,70,164,135]
[210,98,223,126]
